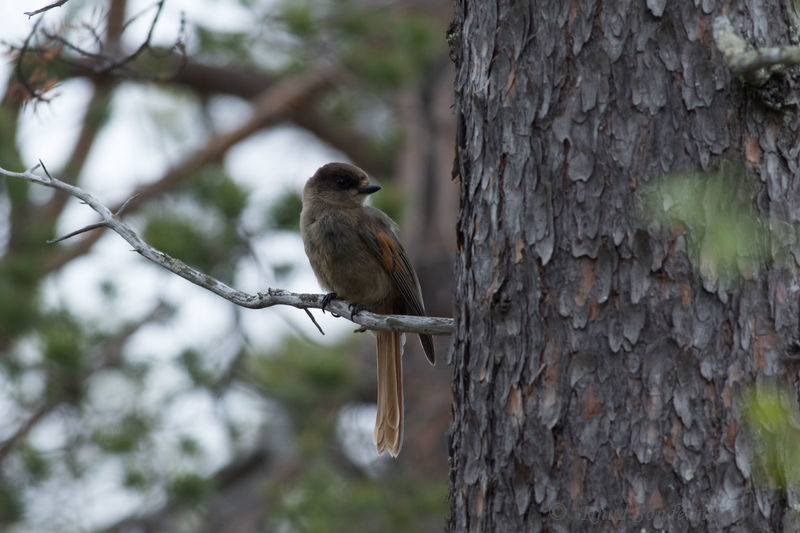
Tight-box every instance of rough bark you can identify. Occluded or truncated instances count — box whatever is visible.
[449,1,800,531]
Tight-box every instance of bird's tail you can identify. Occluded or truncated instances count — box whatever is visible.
[374,331,403,457]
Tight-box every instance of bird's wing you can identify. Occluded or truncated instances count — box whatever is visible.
[360,208,436,365]
[359,210,426,316]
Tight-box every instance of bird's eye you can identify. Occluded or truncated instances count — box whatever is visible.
[336,177,348,188]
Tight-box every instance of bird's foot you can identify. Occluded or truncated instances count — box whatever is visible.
[347,301,376,320]
[321,292,339,316]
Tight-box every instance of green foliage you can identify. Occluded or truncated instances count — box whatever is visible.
[266,189,303,231]
[32,310,91,405]
[142,166,249,282]
[168,472,213,506]
[247,337,354,417]
[83,93,112,132]
[194,25,256,63]
[276,0,441,88]
[0,485,24,526]
[92,412,150,454]
[189,166,249,221]
[178,435,203,457]
[269,461,447,532]
[321,90,404,164]
[19,221,56,253]
[742,384,800,488]
[0,1,450,530]
[179,348,215,388]
[41,311,84,370]
[0,259,41,339]
[340,12,441,89]
[0,107,22,167]
[20,444,50,482]
[281,2,316,37]
[642,163,768,283]
[99,279,118,300]
[369,179,405,225]
[143,209,238,281]
[123,465,148,490]
[272,262,295,281]
[247,336,359,453]
[144,213,204,264]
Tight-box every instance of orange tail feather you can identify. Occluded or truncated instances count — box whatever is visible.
[374,331,403,457]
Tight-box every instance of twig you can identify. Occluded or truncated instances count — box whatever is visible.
[47,221,106,243]
[95,0,166,74]
[14,18,48,101]
[0,163,455,336]
[39,159,52,178]
[120,0,163,34]
[41,30,110,62]
[304,308,325,335]
[80,20,104,49]
[18,0,186,92]
[24,0,70,19]
[115,193,140,215]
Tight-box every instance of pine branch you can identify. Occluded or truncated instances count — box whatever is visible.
[43,64,340,274]
[0,300,174,464]
[0,163,455,336]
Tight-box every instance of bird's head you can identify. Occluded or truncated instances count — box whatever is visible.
[304,162,381,208]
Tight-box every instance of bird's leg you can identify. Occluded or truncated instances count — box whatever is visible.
[321,292,339,316]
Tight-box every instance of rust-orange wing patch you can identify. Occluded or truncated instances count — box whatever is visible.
[360,216,436,364]
[361,226,422,316]
[374,231,397,274]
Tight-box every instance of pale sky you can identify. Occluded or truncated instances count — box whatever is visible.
[1,2,382,530]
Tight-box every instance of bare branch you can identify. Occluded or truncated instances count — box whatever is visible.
[14,0,186,99]
[13,18,52,102]
[18,47,390,174]
[94,0,167,75]
[24,0,70,19]
[714,15,800,86]
[0,164,455,336]
[40,30,110,62]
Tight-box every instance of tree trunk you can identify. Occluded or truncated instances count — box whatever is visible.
[448,1,800,531]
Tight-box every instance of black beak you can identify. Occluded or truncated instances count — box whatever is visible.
[356,184,381,195]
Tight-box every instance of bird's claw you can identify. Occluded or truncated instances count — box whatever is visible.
[321,292,339,316]
[348,302,369,320]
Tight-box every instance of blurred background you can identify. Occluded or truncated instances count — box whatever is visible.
[0,0,456,531]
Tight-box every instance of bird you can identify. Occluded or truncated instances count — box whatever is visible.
[300,162,435,457]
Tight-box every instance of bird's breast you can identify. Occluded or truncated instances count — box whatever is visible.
[302,211,393,306]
